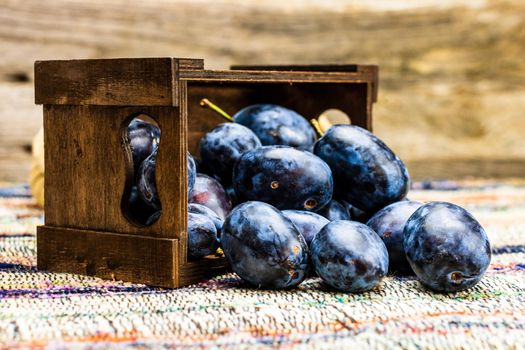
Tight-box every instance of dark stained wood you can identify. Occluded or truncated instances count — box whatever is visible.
[35,58,176,106]
[37,225,180,288]
[366,83,374,132]
[36,58,377,288]
[43,105,186,239]
[230,65,379,103]
[178,58,205,70]
[231,64,362,72]
[179,255,229,286]
[34,58,204,106]
[179,69,377,84]
[176,80,189,264]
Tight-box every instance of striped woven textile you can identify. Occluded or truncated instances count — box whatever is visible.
[0,181,524,349]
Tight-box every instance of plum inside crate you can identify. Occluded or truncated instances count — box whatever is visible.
[34,58,378,288]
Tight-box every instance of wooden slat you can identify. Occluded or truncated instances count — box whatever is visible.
[358,65,379,102]
[178,59,205,70]
[230,64,362,72]
[179,255,229,286]
[174,79,188,263]
[35,58,201,106]
[37,225,180,288]
[229,65,379,103]
[366,82,374,132]
[179,69,377,83]
[229,65,378,102]
[43,105,185,239]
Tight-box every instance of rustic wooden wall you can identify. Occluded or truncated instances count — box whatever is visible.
[1,0,524,181]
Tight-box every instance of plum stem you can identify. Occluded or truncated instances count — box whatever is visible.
[310,119,324,136]
[200,98,234,122]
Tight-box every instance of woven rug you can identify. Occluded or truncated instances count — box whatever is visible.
[0,181,524,349]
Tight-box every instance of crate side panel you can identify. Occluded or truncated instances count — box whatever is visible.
[43,105,185,239]
[35,58,176,106]
[37,226,180,288]
[187,82,370,155]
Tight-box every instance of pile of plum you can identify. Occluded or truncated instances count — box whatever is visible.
[127,102,491,293]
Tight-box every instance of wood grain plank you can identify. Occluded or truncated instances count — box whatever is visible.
[179,255,229,286]
[43,105,185,239]
[175,79,189,264]
[178,59,205,71]
[37,225,180,288]
[228,64,378,102]
[35,58,178,106]
[179,69,377,84]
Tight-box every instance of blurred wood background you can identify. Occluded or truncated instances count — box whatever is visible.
[1,0,524,182]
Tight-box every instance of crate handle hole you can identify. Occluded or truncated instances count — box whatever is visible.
[120,114,162,227]
[317,109,351,133]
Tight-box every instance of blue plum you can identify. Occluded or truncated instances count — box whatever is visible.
[221,201,309,289]
[225,186,241,207]
[233,104,317,151]
[314,125,409,212]
[403,202,491,292]
[127,118,160,176]
[311,220,389,292]
[187,212,219,259]
[188,153,196,194]
[340,200,371,223]
[200,123,262,185]
[316,199,351,221]
[188,203,223,234]
[233,146,333,211]
[189,174,232,220]
[145,210,161,226]
[366,200,423,275]
[136,150,159,209]
[137,150,197,209]
[126,185,158,225]
[282,210,329,246]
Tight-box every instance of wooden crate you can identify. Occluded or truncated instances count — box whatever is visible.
[34,57,378,288]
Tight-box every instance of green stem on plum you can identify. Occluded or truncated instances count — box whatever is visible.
[310,119,324,137]
[200,98,234,122]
